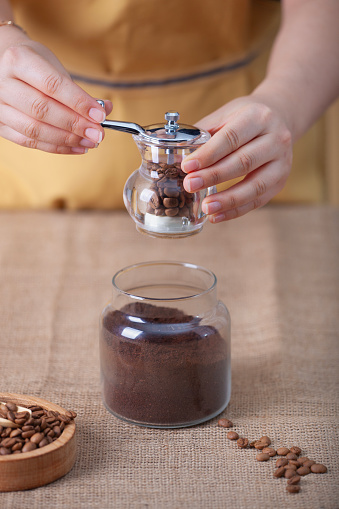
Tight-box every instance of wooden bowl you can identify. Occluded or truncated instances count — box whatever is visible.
[0,393,76,492]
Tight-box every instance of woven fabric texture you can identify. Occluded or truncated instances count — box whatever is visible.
[0,206,338,508]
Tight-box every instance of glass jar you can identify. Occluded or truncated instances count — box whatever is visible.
[99,261,231,428]
[123,112,215,238]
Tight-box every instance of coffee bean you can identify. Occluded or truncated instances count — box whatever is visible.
[276,458,288,468]
[289,446,301,456]
[287,463,297,471]
[53,426,61,438]
[5,402,17,412]
[0,447,11,455]
[249,441,257,448]
[273,467,286,478]
[7,411,15,422]
[227,431,239,440]
[12,442,23,451]
[287,474,301,485]
[164,188,179,198]
[9,429,22,438]
[284,469,296,479]
[14,418,26,425]
[286,485,300,493]
[262,447,276,457]
[15,411,29,419]
[303,460,315,468]
[298,457,309,464]
[21,425,34,432]
[256,453,270,462]
[277,447,290,456]
[38,438,49,448]
[163,197,179,208]
[310,464,327,474]
[254,441,266,450]
[165,207,179,217]
[289,460,301,468]
[297,466,311,476]
[22,442,37,453]
[218,418,233,428]
[22,430,35,439]
[30,432,44,444]
[286,453,298,461]
[260,436,271,446]
[237,438,249,449]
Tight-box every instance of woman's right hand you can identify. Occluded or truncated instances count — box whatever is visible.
[0,26,112,154]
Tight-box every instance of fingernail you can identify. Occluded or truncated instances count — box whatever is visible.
[182,159,199,173]
[203,201,222,215]
[186,177,204,192]
[211,213,225,223]
[89,108,106,123]
[85,128,103,143]
[71,147,88,154]
[79,138,96,148]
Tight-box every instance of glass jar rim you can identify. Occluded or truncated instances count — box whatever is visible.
[112,261,217,301]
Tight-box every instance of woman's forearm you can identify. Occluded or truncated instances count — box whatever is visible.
[252,0,339,142]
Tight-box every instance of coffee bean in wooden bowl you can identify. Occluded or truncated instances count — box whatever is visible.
[0,393,76,492]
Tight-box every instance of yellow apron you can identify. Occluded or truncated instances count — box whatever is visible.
[0,0,336,209]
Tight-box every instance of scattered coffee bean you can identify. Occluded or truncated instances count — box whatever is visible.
[298,457,309,464]
[310,464,327,474]
[287,485,301,494]
[289,460,301,468]
[276,458,288,468]
[227,431,239,440]
[256,453,270,462]
[286,452,298,461]
[285,469,296,479]
[287,463,297,471]
[297,466,311,476]
[289,446,301,456]
[218,418,233,428]
[277,447,290,456]
[237,438,249,449]
[249,440,257,448]
[274,467,286,478]
[287,475,301,485]
[260,436,271,446]
[262,447,276,457]
[254,441,266,450]
[302,459,315,468]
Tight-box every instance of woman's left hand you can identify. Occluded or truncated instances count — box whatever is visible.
[182,96,293,222]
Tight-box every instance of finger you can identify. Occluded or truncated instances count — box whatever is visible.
[183,133,279,192]
[0,124,88,154]
[182,104,272,173]
[208,181,282,223]
[6,45,107,124]
[0,79,104,142]
[202,160,289,218]
[0,103,97,147]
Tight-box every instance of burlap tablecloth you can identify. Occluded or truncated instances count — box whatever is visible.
[0,206,338,509]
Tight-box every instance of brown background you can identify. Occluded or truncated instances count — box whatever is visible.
[0,206,338,508]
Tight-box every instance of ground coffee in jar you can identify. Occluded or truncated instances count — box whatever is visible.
[99,262,231,428]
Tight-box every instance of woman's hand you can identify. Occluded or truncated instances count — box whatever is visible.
[182,96,293,222]
[0,27,112,154]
